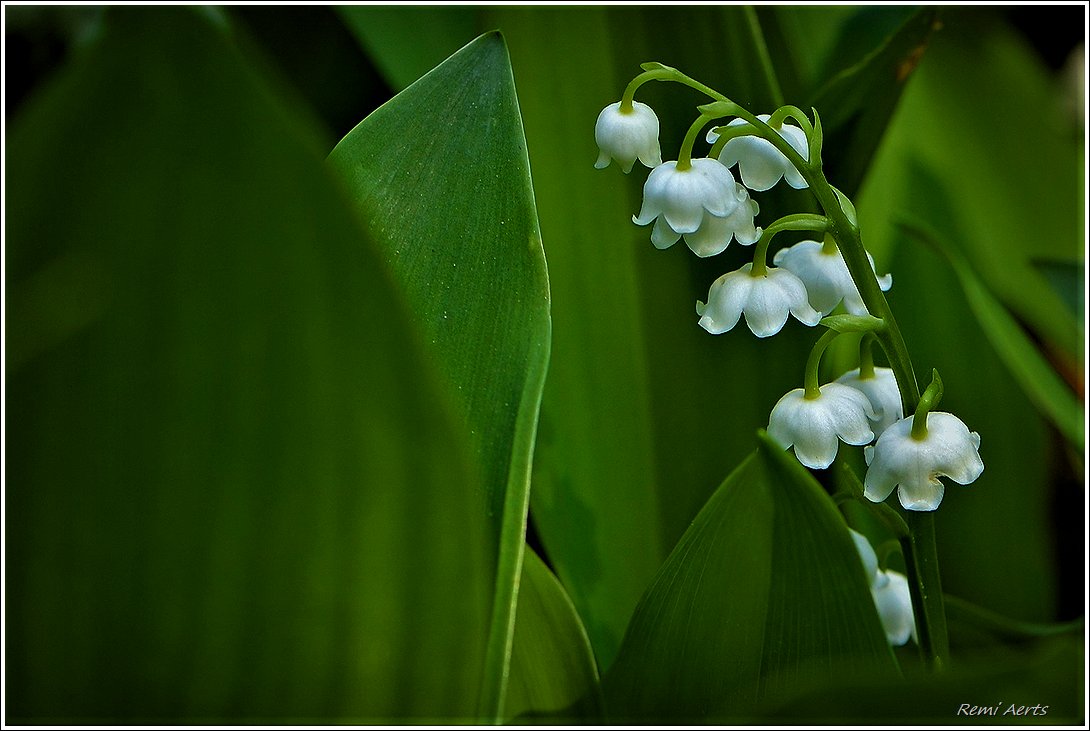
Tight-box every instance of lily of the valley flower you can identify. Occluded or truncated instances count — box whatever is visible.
[850,529,916,646]
[633,159,759,257]
[594,101,663,173]
[697,263,820,338]
[836,367,903,438]
[708,115,809,191]
[864,412,984,511]
[772,239,892,316]
[766,382,875,469]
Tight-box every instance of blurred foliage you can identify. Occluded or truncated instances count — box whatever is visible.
[4,3,1085,725]
[6,7,495,722]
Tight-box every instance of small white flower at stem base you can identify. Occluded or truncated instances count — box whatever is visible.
[849,529,916,646]
[633,159,759,257]
[864,412,984,511]
[697,263,820,338]
[772,239,892,316]
[766,383,875,469]
[708,115,809,192]
[594,101,662,173]
[836,366,904,438]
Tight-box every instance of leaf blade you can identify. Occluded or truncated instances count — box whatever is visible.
[327,32,552,720]
[5,7,493,721]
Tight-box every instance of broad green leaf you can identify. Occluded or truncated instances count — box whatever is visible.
[337,6,477,91]
[601,434,897,722]
[856,8,1083,359]
[896,214,1083,447]
[481,5,816,671]
[5,7,491,722]
[326,34,551,720]
[809,8,940,197]
[505,547,603,721]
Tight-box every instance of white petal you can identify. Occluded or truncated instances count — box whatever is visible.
[734,140,786,192]
[918,412,985,485]
[837,367,904,437]
[849,529,880,584]
[743,273,794,338]
[632,161,674,226]
[873,571,915,646]
[697,267,753,334]
[897,477,945,511]
[683,215,731,258]
[651,216,682,249]
[767,268,822,327]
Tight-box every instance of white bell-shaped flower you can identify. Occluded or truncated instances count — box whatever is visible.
[696,263,821,338]
[849,530,916,646]
[594,101,662,173]
[836,367,904,438]
[766,383,875,469]
[634,159,758,257]
[872,571,916,646]
[864,412,984,511]
[708,114,809,191]
[772,239,892,316]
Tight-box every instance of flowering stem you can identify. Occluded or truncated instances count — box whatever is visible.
[803,329,840,400]
[677,113,717,171]
[749,213,829,276]
[632,70,949,668]
[768,104,813,136]
[621,65,731,114]
[900,517,949,670]
[858,333,877,379]
[726,98,950,671]
[911,369,944,440]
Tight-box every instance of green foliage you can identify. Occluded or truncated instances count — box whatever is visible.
[6,7,493,721]
[326,33,551,719]
[506,547,603,721]
[602,434,897,722]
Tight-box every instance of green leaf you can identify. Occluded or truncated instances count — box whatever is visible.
[481,5,817,672]
[326,33,551,721]
[809,7,940,196]
[337,6,478,90]
[856,8,1083,360]
[505,547,603,721]
[5,7,491,722]
[897,216,1084,448]
[601,433,897,722]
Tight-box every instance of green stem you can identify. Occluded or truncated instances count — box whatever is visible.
[911,369,944,440]
[677,113,715,171]
[859,333,877,379]
[803,329,840,399]
[621,67,729,112]
[749,213,830,276]
[900,515,949,670]
[768,104,813,135]
[741,101,946,670]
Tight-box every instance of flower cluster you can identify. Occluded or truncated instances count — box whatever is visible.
[593,73,983,513]
[595,68,988,668]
